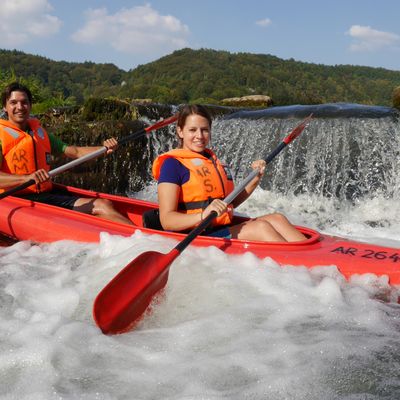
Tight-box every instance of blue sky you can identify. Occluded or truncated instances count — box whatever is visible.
[1,0,399,72]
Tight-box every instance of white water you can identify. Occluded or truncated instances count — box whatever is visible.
[1,187,400,399]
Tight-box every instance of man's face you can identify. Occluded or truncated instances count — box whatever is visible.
[3,90,31,130]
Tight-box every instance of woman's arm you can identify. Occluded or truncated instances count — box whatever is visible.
[158,182,204,231]
[231,159,266,208]
[158,182,228,232]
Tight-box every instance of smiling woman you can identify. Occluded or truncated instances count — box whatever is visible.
[153,104,306,242]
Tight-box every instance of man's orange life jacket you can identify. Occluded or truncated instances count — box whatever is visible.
[0,118,52,194]
[153,148,235,227]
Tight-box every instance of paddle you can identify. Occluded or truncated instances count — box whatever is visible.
[0,114,178,200]
[93,114,313,335]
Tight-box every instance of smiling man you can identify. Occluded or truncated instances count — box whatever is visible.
[0,81,132,224]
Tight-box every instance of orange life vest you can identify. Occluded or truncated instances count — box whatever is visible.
[0,118,53,194]
[153,148,235,226]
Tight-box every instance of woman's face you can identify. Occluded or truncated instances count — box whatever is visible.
[177,114,211,153]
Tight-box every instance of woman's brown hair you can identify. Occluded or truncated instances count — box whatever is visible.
[176,105,212,147]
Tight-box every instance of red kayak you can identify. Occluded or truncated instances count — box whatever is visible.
[0,184,399,284]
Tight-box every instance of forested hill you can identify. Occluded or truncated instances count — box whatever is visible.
[122,48,400,106]
[0,49,126,103]
[1,48,400,107]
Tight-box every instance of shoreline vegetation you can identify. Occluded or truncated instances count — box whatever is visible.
[0,47,400,113]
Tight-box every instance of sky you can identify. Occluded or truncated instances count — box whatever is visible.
[0,0,399,72]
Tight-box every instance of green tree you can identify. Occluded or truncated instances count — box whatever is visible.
[393,86,400,109]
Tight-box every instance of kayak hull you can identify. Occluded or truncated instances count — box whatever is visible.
[0,184,399,285]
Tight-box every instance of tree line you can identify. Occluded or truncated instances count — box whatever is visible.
[1,48,400,111]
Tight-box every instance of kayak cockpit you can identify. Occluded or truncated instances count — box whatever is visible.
[140,208,320,246]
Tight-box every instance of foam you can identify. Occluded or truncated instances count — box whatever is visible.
[0,189,399,399]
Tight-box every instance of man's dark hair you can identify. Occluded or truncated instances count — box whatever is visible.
[1,82,33,107]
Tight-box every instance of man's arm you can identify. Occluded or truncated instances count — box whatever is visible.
[0,170,50,189]
[63,138,118,159]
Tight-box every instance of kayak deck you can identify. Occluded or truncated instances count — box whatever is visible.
[0,184,399,285]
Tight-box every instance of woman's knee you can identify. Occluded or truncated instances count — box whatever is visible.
[231,217,287,241]
[256,219,286,241]
[257,219,284,235]
[259,212,289,225]
[251,219,273,231]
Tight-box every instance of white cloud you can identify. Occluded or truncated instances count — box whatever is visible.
[255,18,272,28]
[71,5,189,56]
[347,25,400,52]
[0,0,62,46]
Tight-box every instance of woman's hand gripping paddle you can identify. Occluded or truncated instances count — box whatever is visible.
[93,114,313,334]
[0,114,178,200]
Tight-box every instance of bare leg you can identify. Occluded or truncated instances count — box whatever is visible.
[73,198,134,225]
[229,219,286,242]
[229,213,306,242]
[256,213,306,242]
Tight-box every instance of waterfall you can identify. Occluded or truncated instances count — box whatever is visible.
[143,103,400,202]
[208,104,400,202]
[55,102,399,202]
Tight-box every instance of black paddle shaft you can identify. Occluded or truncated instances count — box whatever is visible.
[118,128,146,146]
[174,111,315,254]
[0,131,146,201]
[175,141,290,253]
[0,115,179,201]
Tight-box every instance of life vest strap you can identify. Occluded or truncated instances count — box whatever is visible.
[178,198,219,211]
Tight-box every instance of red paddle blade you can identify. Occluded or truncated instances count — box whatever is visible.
[145,113,178,133]
[283,114,313,144]
[93,249,180,334]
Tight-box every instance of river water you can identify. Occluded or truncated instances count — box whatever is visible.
[1,104,400,399]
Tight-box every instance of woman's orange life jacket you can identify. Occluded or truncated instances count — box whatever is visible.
[0,118,53,194]
[153,148,235,227]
